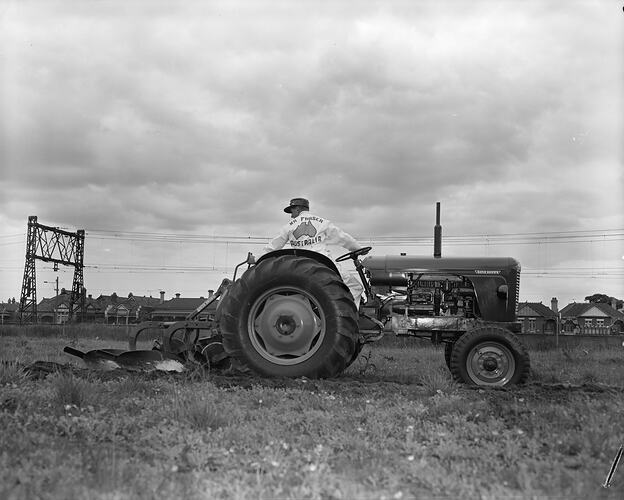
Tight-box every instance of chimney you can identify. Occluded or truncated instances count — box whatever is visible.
[208,289,214,298]
[159,291,165,304]
[551,297,558,314]
[175,293,180,299]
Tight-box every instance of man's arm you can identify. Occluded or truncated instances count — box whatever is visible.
[325,223,361,251]
[262,226,290,255]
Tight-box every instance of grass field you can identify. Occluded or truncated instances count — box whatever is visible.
[1,326,624,499]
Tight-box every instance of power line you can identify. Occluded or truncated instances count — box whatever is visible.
[85,264,231,272]
[3,263,621,278]
[80,228,623,247]
[8,227,624,245]
[81,265,624,279]
[84,227,623,238]
[7,229,624,242]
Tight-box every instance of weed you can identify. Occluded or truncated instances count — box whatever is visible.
[356,348,377,375]
[580,370,599,384]
[113,374,153,397]
[173,390,228,430]
[419,366,457,396]
[530,367,563,384]
[182,359,212,383]
[80,444,128,492]
[0,359,28,385]
[50,372,93,408]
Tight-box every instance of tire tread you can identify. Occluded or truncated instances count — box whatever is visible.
[449,326,530,386]
[220,255,358,378]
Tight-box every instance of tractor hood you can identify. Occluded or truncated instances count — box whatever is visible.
[363,255,521,322]
[362,255,520,286]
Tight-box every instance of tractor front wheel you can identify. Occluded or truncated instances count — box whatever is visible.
[444,341,455,370]
[444,341,454,370]
[449,327,530,387]
[220,255,359,378]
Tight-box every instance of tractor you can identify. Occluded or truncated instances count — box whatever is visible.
[66,205,531,387]
[210,247,529,386]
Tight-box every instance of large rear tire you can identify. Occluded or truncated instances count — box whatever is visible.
[220,255,359,378]
[450,326,530,387]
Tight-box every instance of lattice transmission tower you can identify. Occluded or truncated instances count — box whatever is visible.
[19,216,86,324]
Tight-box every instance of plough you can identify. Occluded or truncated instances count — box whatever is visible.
[63,258,251,373]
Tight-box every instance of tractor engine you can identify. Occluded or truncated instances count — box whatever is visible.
[361,255,521,336]
[389,273,478,319]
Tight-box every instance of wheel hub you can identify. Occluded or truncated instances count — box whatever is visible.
[467,343,515,385]
[274,315,297,336]
[251,292,322,360]
[483,357,498,371]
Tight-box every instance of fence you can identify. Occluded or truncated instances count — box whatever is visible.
[519,333,624,350]
[0,323,132,342]
[575,327,612,335]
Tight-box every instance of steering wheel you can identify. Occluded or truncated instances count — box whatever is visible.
[335,246,372,263]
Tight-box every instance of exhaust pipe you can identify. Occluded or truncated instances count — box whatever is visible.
[434,202,442,258]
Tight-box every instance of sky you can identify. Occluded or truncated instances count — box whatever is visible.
[1,0,622,308]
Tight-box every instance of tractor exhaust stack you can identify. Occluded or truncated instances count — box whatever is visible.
[434,202,442,258]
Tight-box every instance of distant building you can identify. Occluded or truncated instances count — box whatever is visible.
[97,292,161,325]
[37,293,72,324]
[559,301,624,335]
[36,288,92,324]
[517,298,558,334]
[1,290,218,325]
[0,298,20,324]
[35,290,161,324]
[149,291,216,322]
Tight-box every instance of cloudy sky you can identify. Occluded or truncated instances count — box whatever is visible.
[1,0,622,307]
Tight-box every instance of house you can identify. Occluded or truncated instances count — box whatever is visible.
[96,293,162,325]
[559,301,624,335]
[35,289,98,323]
[34,290,161,324]
[517,298,559,334]
[0,298,20,324]
[37,291,73,324]
[149,291,217,322]
[4,290,210,325]
[81,294,103,323]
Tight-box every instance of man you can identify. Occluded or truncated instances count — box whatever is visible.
[263,197,365,306]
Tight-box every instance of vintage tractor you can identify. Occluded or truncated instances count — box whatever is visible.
[65,206,530,387]
[208,247,529,386]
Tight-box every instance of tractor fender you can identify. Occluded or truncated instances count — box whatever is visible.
[256,249,341,276]
[216,250,340,322]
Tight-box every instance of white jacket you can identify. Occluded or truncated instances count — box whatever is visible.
[263,211,361,258]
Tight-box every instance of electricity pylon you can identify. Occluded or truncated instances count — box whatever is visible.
[19,216,85,324]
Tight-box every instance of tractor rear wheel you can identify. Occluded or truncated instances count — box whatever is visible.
[449,327,530,387]
[220,255,359,378]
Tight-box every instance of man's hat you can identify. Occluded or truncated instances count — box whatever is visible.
[284,197,310,213]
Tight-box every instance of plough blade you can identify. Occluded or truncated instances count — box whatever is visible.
[63,346,185,372]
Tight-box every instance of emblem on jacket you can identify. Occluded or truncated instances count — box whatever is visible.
[293,221,317,239]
